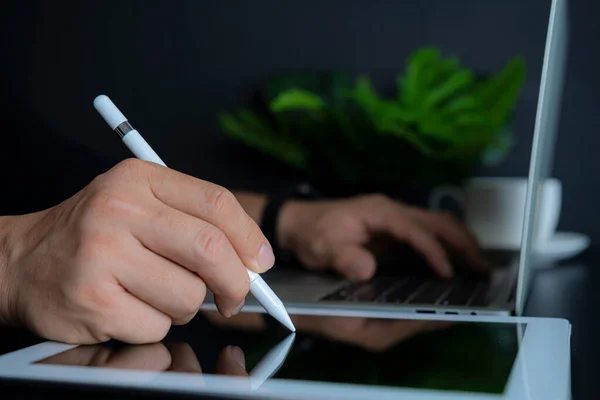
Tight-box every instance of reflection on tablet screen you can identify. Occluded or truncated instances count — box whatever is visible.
[37,313,525,394]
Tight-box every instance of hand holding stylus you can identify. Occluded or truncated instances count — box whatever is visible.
[0,157,276,344]
[93,95,294,332]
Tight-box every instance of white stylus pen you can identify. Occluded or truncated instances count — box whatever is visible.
[93,94,295,332]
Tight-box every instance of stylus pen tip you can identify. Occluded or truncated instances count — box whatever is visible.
[278,312,296,332]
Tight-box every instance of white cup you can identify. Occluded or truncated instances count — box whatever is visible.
[429,177,562,250]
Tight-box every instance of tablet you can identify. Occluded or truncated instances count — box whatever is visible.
[0,309,571,400]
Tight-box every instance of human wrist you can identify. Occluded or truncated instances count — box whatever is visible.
[263,183,323,262]
[0,212,42,326]
[277,200,308,253]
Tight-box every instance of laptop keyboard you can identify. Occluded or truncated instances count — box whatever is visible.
[384,278,425,303]
[320,275,488,307]
[319,249,519,307]
[440,278,482,306]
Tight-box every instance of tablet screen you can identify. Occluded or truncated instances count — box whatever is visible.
[36,312,525,394]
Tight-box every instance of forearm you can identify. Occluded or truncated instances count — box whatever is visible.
[0,213,39,326]
[0,216,16,325]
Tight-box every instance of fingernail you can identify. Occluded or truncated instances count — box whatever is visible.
[231,346,245,368]
[257,243,275,271]
[231,299,245,316]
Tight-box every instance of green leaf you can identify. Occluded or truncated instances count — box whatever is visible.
[263,71,354,107]
[218,111,307,169]
[379,101,419,125]
[269,89,326,112]
[263,73,322,105]
[421,57,461,89]
[441,95,481,114]
[471,58,525,106]
[329,71,355,108]
[454,113,487,126]
[399,57,460,104]
[351,76,381,115]
[385,124,435,156]
[401,47,440,107]
[263,71,360,147]
[418,115,457,141]
[470,57,526,130]
[421,69,475,110]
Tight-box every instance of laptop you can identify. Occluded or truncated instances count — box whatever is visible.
[205,0,568,317]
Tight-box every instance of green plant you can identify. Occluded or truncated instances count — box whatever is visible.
[218,46,525,188]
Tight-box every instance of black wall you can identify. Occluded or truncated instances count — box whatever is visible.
[2,1,600,243]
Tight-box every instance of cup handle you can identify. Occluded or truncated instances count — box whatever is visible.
[429,185,465,211]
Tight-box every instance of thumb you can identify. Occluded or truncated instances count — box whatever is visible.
[332,246,376,281]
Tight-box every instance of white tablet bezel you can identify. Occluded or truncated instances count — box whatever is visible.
[0,309,571,400]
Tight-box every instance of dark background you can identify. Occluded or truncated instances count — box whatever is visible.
[1,0,599,243]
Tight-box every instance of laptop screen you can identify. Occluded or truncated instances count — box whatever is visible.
[36,312,526,394]
[516,0,568,315]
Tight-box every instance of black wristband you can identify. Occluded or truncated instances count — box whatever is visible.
[260,183,322,265]
[261,190,292,264]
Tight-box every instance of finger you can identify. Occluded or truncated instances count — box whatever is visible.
[116,241,207,325]
[164,342,203,373]
[413,210,487,272]
[145,164,274,273]
[131,203,249,318]
[402,227,453,278]
[331,246,376,281]
[102,344,172,371]
[216,346,248,377]
[369,212,452,278]
[106,291,173,344]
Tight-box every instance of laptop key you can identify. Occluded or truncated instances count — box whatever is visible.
[409,280,454,305]
[441,279,481,306]
[353,278,395,302]
[320,280,369,301]
[383,277,425,303]
[469,283,491,307]
[320,291,346,301]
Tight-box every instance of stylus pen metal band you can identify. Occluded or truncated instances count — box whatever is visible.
[93,94,296,332]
